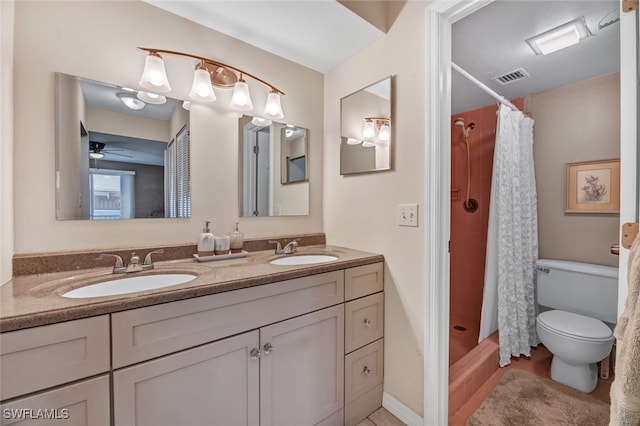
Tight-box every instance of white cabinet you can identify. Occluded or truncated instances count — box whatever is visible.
[0,316,110,426]
[1,375,110,426]
[113,332,260,426]
[113,305,345,426]
[343,264,385,426]
[260,305,344,426]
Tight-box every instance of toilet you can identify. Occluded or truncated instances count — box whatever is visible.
[536,259,618,393]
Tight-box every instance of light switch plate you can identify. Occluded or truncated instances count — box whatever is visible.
[398,204,419,227]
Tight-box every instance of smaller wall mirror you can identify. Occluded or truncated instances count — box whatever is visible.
[340,77,392,175]
[239,116,309,217]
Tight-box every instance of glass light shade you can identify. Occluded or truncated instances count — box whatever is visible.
[362,141,376,148]
[119,95,145,110]
[182,101,191,110]
[252,117,272,127]
[263,91,284,119]
[89,152,104,159]
[189,68,216,102]
[362,120,376,139]
[346,138,362,145]
[378,123,390,141]
[137,91,167,105]
[229,81,254,112]
[139,54,171,92]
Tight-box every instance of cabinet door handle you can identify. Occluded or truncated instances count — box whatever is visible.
[263,343,274,356]
[362,366,372,376]
[250,348,261,360]
[363,318,372,327]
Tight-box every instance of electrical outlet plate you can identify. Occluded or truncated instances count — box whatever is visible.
[398,203,419,227]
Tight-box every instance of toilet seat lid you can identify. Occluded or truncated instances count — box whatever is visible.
[537,310,613,341]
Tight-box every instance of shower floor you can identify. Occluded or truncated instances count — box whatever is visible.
[450,314,481,365]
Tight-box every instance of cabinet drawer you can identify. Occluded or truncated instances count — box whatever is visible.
[0,375,110,426]
[345,293,384,353]
[112,270,344,368]
[345,263,383,301]
[0,316,110,401]
[344,338,383,404]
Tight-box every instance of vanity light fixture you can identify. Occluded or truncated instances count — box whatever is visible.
[346,138,362,145]
[526,17,592,56]
[89,151,104,159]
[118,94,145,110]
[362,117,391,141]
[182,101,191,111]
[138,48,285,118]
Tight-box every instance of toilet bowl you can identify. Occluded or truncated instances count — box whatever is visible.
[535,259,618,393]
[536,310,614,393]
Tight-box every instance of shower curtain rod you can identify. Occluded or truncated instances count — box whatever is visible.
[451,62,520,112]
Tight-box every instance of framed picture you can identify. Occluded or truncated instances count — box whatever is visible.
[565,159,620,213]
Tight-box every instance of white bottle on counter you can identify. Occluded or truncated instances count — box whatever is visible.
[197,221,215,257]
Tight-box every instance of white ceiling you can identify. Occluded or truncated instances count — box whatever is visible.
[143,0,384,73]
[144,1,620,114]
[452,1,620,114]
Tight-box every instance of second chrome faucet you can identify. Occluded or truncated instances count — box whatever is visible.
[269,240,298,255]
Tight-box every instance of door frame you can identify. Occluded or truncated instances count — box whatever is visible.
[424,1,637,424]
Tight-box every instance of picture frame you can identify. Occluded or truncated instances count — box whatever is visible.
[565,159,620,214]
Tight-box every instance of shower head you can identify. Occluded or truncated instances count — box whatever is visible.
[454,118,465,127]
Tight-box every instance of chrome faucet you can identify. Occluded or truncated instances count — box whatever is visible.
[99,249,164,274]
[269,240,298,255]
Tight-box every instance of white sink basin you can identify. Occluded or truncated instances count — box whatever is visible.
[270,255,338,266]
[62,273,196,298]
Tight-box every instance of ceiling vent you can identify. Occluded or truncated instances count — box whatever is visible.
[492,68,530,85]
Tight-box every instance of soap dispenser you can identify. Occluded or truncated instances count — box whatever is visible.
[197,221,215,257]
[230,221,244,254]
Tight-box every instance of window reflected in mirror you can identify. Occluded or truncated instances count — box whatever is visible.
[239,116,309,217]
[340,77,392,175]
[55,73,190,220]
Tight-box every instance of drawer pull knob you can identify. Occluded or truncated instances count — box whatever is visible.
[250,348,261,360]
[363,318,372,327]
[263,343,274,355]
[362,366,372,376]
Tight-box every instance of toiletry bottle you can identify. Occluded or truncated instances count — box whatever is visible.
[214,236,230,256]
[230,221,244,254]
[197,221,215,257]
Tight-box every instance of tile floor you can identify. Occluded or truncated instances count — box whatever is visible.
[355,407,406,426]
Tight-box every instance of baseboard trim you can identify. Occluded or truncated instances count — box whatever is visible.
[382,392,423,426]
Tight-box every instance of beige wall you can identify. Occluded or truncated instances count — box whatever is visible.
[13,0,323,253]
[324,2,427,415]
[1,0,15,283]
[528,73,620,267]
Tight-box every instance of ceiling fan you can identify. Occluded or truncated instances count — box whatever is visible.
[89,141,132,159]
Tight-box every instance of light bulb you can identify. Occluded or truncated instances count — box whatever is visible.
[139,53,171,92]
[263,91,284,119]
[230,80,254,112]
[189,68,216,102]
[362,120,376,139]
[378,123,390,141]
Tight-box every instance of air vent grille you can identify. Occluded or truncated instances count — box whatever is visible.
[492,68,530,85]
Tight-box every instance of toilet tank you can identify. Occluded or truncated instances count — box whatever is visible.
[536,259,618,324]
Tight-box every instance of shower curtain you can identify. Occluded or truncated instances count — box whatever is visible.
[479,104,539,367]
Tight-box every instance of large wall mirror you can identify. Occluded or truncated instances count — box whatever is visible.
[55,73,190,220]
[239,115,309,216]
[340,76,392,175]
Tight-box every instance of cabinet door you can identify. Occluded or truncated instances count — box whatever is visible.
[0,375,109,426]
[260,305,344,426]
[113,331,259,426]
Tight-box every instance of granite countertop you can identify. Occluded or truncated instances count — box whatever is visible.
[0,245,383,332]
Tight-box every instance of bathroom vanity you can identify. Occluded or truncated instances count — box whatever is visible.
[0,247,384,426]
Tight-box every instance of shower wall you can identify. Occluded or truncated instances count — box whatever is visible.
[450,98,525,326]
